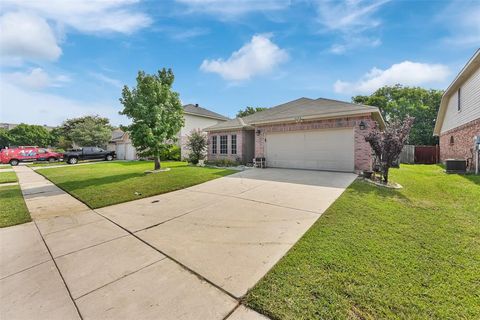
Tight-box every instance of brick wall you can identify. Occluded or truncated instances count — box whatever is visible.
[207,130,244,162]
[439,118,480,162]
[254,115,376,172]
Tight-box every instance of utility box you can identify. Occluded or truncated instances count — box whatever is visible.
[445,159,467,173]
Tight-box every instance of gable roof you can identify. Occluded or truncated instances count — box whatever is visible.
[110,129,126,141]
[183,104,229,121]
[433,48,480,136]
[205,97,385,132]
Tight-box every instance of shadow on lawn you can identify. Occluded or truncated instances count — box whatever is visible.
[459,173,480,186]
[56,172,145,191]
[349,179,411,202]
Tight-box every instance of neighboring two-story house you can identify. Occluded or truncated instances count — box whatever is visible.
[108,104,228,160]
[434,49,480,165]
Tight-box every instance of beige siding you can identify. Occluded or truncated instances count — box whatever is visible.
[180,114,225,159]
[441,66,480,133]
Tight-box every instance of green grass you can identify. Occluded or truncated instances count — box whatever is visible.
[0,171,17,184]
[37,161,235,208]
[0,185,31,228]
[245,165,480,320]
[27,161,68,167]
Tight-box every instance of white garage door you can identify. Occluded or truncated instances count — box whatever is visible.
[116,143,126,160]
[125,143,137,160]
[265,128,354,172]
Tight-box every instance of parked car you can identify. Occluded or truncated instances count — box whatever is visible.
[63,147,116,164]
[0,146,64,166]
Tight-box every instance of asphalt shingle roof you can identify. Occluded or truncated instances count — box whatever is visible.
[183,104,229,121]
[205,97,383,131]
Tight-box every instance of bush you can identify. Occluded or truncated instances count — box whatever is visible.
[160,145,181,161]
[186,129,208,164]
[205,159,239,167]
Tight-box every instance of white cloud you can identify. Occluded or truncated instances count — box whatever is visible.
[329,37,381,54]
[2,68,70,90]
[175,0,290,17]
[200,34,288,81]
[89,72,123,88]
[0,82,126,126]
[334,61,450,94]
[438,1,480,47]
[316,0,389,33]
[1,0,152,34]
[0,11,62,65]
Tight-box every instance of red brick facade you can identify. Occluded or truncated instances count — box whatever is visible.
[439,118,480,163]
[254,115,376,172]
[207,130,244,162]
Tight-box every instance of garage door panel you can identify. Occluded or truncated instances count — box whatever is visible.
[265,129,354,172]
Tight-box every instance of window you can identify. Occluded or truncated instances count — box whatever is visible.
[450,136,454,145]
[457,88,461,111]
[220,135,228,154]
[231,135,237,155]
[212,136,217,154]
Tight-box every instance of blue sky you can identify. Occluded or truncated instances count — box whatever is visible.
[0,0,479,126]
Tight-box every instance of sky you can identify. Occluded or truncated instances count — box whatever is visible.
[0,0,479,126]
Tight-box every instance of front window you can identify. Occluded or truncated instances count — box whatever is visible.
[220,135,228,154]
[231,135,237,155]
[212,136,217,154]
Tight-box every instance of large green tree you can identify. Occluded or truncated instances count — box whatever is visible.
[57,116,113,148]
[0,128,12,148]
[119,69,184,170]
[353,85,443,145]
[236,106,268,118]
[8,124,54,147]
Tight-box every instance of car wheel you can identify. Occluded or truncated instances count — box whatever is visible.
[106,155,113,161]
[68,157,78,164]
[48,157,56,163]
[9,159,19,166]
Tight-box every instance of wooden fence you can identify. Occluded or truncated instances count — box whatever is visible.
[399,145,439,164]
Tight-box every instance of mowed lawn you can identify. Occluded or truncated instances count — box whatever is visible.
[245,165,480,319]
[0,184,31,228]
[37,161,235,208]
[0,171,17,184]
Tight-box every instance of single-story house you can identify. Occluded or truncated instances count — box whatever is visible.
[108,104,228,160]
[204,97,385,173]
[433,49,480,165]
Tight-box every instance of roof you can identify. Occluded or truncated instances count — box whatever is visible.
[110,129,126,141]
[183,104,229,121]
[205,97,385,132]
[433,48,480,136]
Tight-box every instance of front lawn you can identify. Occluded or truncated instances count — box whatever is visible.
[37,161,235,208]
[0,171,17,184]
[245,165,480,319]
[0,185,31,228]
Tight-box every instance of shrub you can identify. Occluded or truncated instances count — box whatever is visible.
[205,159,239,167]
[160,145,181,161]
[186,129,208,164]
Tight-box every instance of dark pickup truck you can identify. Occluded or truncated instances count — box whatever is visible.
[64,147,116,164]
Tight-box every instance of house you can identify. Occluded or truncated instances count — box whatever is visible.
[433,49,480,166]
[204,97,385,173]
[108,104,228,160]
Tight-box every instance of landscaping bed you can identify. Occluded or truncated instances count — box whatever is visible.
[245,165,480,319]
[37,161,235,208]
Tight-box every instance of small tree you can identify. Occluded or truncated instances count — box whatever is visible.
[365,116,415,183]
[119,69,184,171]
[186,129,208,164]
[9,124,54,147]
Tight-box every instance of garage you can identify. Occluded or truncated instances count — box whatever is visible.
[115,143,126,160]
[265,128,355,172]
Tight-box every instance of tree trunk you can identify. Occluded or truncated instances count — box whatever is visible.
[154,155,161,171]
[383,166,389,184]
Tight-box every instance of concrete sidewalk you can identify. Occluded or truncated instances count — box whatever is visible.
[1,166,266,319]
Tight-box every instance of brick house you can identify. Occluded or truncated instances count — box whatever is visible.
[204,97,385,173]
[433,49,480,166]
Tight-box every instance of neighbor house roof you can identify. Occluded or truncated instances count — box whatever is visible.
[183,104,229,121]
[205,97,385,132]
[110,129,126,142]
[433,48,480,136]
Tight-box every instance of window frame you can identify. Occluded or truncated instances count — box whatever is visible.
[220,135,228,154]
[231,134,237,155]
[212,136,217,154]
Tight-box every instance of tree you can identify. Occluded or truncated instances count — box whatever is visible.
[365,116,415,184]
[236,106,268,118]
[353,85,443,145]
[57,116,113,148]
[8,124,54,147]
[0,128,12,148]
[185,129,208,164]
[120,69,184,170]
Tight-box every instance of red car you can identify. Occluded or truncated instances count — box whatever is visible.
[0,147,63,166]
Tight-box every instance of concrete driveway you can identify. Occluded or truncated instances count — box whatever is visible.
[97,168,357,298]
[2,166,355,319]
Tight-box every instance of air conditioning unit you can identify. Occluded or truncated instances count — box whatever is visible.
[445,159,467,173]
